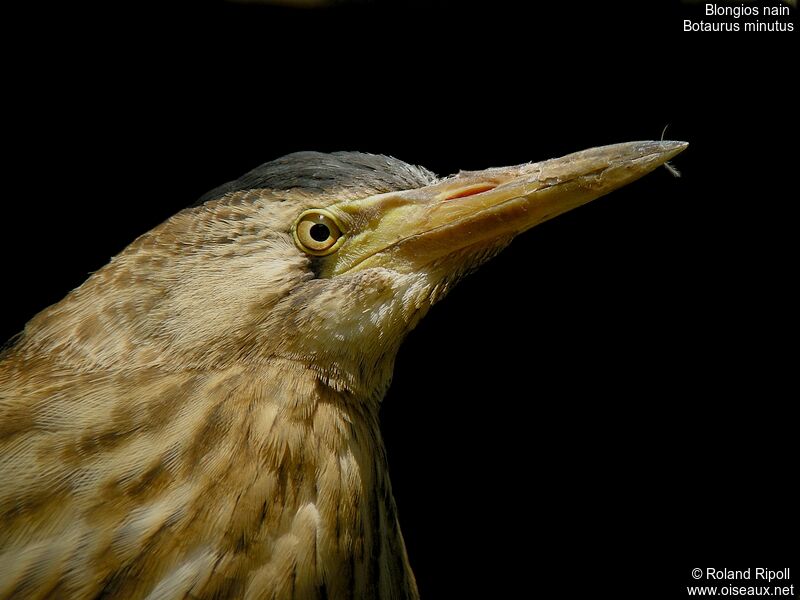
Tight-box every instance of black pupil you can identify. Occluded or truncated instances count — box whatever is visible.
[309,223,330,242]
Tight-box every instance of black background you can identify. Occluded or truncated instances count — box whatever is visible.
[2,1,797,597]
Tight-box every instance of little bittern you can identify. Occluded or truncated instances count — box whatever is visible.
[0,141,686,599]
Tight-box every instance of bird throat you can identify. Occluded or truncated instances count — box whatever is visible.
[220,357,420,598]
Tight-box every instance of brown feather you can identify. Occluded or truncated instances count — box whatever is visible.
[1,185,423,599]
[1,143,684,598]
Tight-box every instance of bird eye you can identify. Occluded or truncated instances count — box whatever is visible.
[293,210,343,255]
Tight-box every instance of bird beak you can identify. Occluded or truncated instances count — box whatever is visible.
[330,141,688,275]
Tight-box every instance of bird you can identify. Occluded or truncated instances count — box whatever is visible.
[0,140,686,599]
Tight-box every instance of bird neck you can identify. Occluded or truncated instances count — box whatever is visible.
[5,243,424,596]
[232,358,420,598]
[0,350,419,598]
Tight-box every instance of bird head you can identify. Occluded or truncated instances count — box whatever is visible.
[23,142,685,399]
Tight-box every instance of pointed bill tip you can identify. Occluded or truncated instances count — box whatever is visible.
[602,140,689,165]
[592,140,688,177]
[640,139,689,159]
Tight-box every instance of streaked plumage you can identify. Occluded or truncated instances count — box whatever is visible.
[0,143,686,599]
